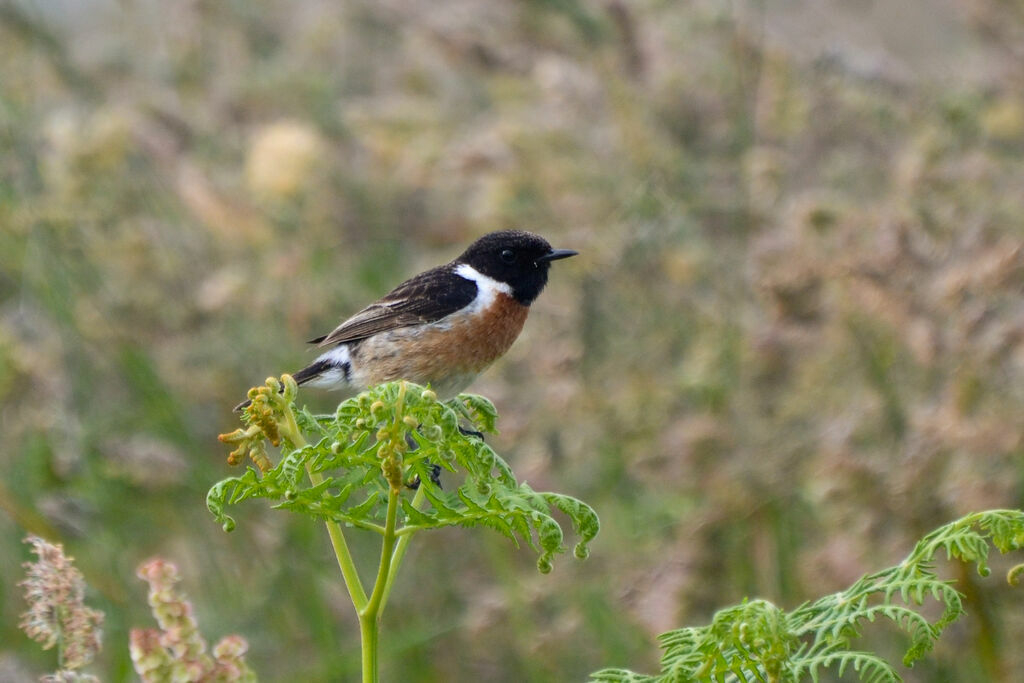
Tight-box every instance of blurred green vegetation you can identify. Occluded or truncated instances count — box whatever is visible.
[3,0,1024,680]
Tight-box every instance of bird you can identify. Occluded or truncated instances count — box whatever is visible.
[235,230,576,411]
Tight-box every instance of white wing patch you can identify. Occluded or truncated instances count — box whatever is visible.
[305,344,352,389]
[318,344,351,365]
[303,367,347,389]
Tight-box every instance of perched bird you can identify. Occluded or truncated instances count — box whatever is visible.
[236,230,576,410]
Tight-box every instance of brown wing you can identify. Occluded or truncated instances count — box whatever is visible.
[309,264,478,347]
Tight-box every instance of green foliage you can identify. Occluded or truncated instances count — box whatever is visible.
[209,379,598,574]
[591,510,1024,682]
[210,377,598,681]
[6,1,1024,679]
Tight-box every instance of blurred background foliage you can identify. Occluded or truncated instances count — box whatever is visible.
[3,0,1024,680]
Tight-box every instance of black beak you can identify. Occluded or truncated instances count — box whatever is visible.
[536,248,578,264]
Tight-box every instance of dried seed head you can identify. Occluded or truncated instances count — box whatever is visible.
[19,536,104,671]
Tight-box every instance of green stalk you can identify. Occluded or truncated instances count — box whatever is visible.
[378,486,425,614]
[279,402,368,610]
[355,382,425,681]
[358,611,380,683]
[280,380,416,682]
[310,467,368,610]
[359,484,401,683]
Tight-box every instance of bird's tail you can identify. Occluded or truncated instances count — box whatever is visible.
[232,358,343,412]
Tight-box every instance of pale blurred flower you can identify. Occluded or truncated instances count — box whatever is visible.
[131,558,255,682]
[981,97,1024,143]
[245,120,324,198]
[19,536,104,673]
[41,106,136,193]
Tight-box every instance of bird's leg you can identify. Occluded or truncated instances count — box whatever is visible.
[404,431,443,490]
[403,426,483,489]
[405,463,442,490]
[458,426,485,440]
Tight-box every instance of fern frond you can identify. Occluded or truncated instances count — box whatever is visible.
[591,509,1024,683]
[795,651,897,683]
[210,381,598,571]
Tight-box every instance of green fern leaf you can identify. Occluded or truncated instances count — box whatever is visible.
[211,381,598,572]
[592,510,1024,683]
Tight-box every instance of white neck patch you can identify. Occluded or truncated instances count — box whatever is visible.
[455,263,513,312]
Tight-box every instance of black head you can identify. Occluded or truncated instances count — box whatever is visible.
[457,230,577,305]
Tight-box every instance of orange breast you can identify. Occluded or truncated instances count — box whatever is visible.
[352,293,530,391]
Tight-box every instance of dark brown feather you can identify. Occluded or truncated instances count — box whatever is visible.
[310,265,478,347]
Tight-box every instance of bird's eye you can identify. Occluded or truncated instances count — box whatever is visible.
[500,249,515,263]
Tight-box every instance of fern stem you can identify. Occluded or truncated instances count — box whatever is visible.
[280,399,369,610]
[358,484,401,683]
[314,470,370,610]
[379,486,426,614]
[362,485,400,618]
[358,614,379,683]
